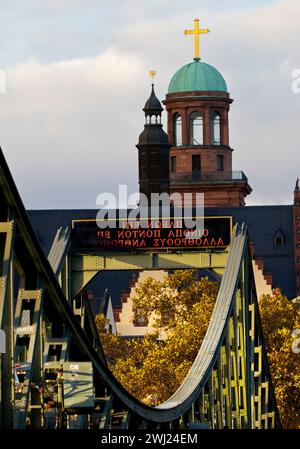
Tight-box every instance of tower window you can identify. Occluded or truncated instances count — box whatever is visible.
[171,156,177,173]
[174,114,182,146]
[189,112,203,145]
[274,230,285,247]
[211,112,221,145]
[217,155,224,171]
[192,155,201,172]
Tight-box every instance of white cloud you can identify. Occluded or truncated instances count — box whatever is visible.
[114,0,300,205]
[0,48,146,208]
[45,0,94,7]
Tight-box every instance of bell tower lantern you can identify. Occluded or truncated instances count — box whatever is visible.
[136,81,170,201]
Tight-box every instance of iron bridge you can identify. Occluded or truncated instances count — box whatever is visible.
[0,148,280,429]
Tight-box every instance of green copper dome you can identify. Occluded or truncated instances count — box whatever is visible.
[168,59,227,94]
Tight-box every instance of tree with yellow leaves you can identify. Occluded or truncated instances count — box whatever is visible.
[96,272,300,427]
[259,289,300,428]
[96,270,219,404]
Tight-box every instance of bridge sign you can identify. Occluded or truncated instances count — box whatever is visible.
[71,216,232,253]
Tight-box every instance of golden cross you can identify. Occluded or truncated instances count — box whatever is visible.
[184,18,209,60]
[149,70,157,81]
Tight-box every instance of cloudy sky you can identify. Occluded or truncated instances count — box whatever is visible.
[0,0,299,209]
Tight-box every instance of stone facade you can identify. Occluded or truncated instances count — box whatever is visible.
[163,90,252,207]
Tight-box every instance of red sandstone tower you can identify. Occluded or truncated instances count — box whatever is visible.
[163,20,252,207]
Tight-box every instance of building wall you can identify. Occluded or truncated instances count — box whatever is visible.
[116,270,167,337]
[252,261,272,298]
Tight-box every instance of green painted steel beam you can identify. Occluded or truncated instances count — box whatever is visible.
[70,251,228,298]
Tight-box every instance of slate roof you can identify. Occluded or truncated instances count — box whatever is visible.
[88,270,138,310]
[27,205,296,299]
[208,206,295,298]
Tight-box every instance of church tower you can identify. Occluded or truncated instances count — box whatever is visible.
[136,83,170,201]
[163,19,252,207]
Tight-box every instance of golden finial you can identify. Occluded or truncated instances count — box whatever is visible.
[184,18,209,60]
[149,70,157,82]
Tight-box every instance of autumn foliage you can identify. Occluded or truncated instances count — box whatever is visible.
[96,270,219,405]
[96,272,300,428]
[259,289,300,428]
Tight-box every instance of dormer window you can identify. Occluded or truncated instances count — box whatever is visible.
[274,230,285,247]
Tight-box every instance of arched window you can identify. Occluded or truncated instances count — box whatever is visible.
[189,112,203,145]
[211,112,221,145]
[174,114,182,146]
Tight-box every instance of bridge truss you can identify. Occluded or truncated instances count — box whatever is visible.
[0,149,280,429]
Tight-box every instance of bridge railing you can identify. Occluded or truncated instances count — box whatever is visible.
[170,170,248,183]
